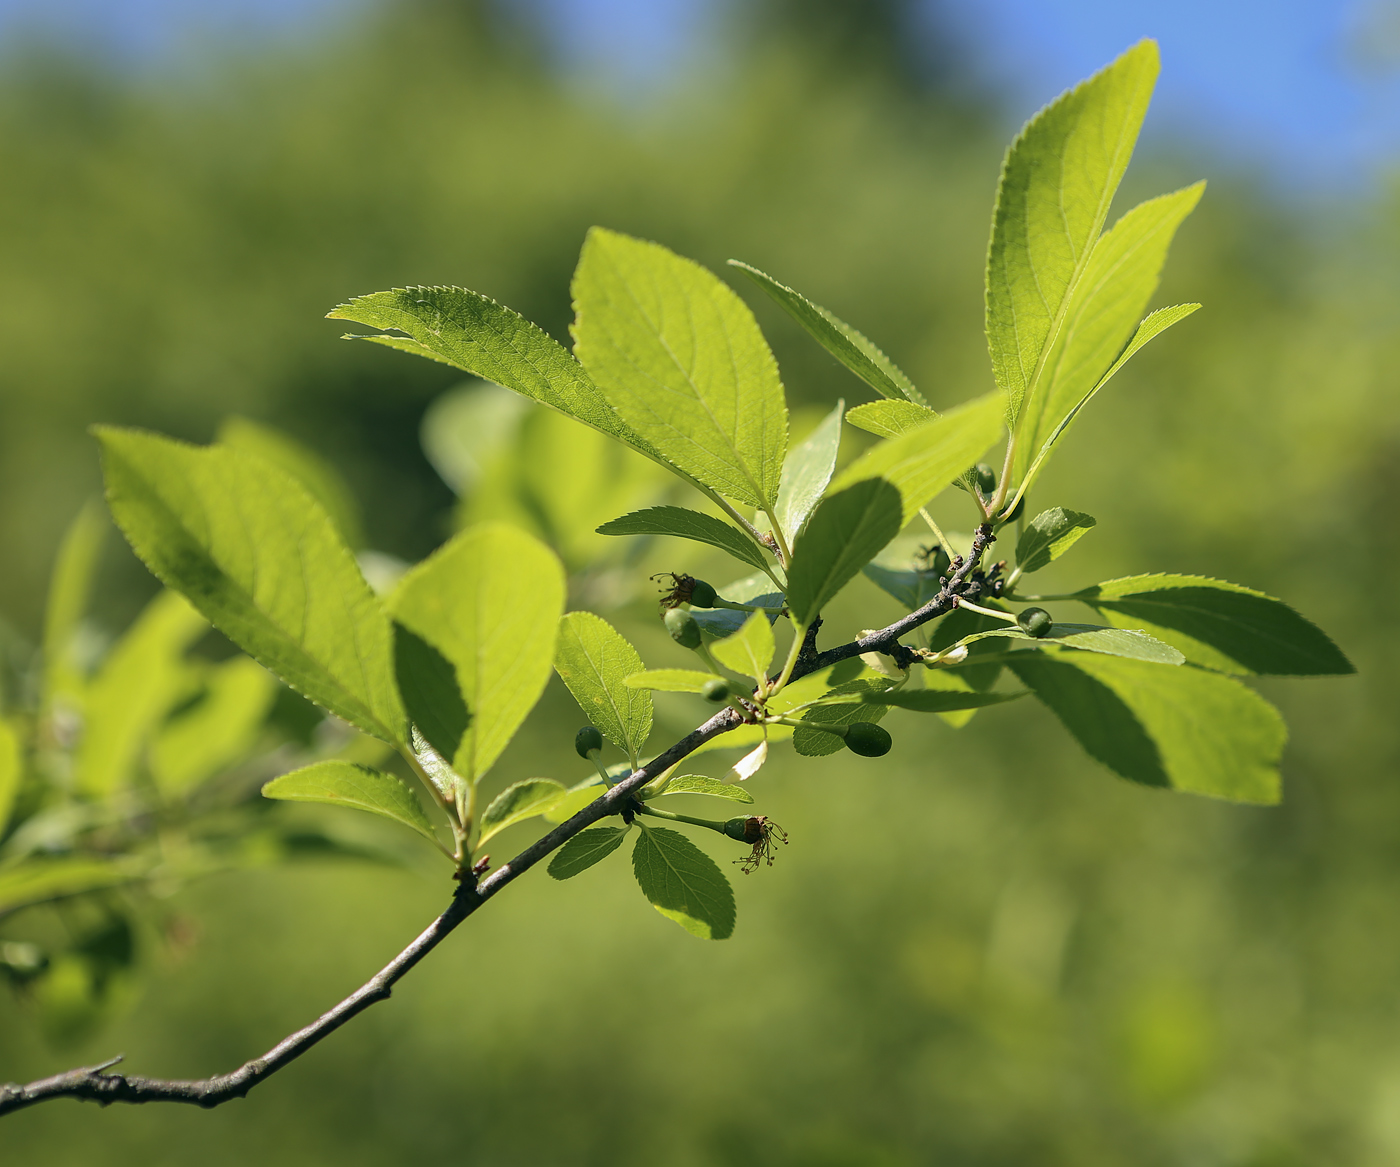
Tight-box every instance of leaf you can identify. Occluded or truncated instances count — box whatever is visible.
[686,722,792,759]
[773,400,844,543]
[785,479,904,627]
[596,506,772,574]
[986,40,1159,426]
[217,415,365,549]
[690,579,786,640]
[395,625,471,763]
[390,523,566,783]
[149,656,277,797]
[555,612,652,765]
[478,778,568,847]
[729,739,768,781]
[862,536,942,611]
[0,719,21,838]
[96,428,408,745]
[632,824,736,940]
[548,824,629,879]
[420,379,530,495]
[728,261,927,405]
[830,391,1005,524]
[1077,574,1354,676]
[710,612,776,685]
[42,499,106,709]
[542,778,610,824]
[793,681,891,757]
[1007,654,1285,804]
[843,689,1025,713]
[76,590,208,798]
[0,857,144,919]
[922,606,1009,727]
[1013,184,1204,481]
[961,624,1185,665]
[1015,508,1096,574]
[845,400,939,439]
[765,658,867,715]
[656,775,754,804]
[572,228,788,510]
[624,669,721,694]
[262,761,440,844]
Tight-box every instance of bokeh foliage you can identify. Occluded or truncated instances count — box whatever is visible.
[3,0,1399,1163]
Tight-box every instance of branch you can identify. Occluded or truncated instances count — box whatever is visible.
[0,525,1001,1117]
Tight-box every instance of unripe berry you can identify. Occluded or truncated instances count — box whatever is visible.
[723,816,764,843]
[664,607,703,650]
[701,678,730,702]
[1002,494,1025,522]
[1017,607,1053,638]
[574,725,603,759]
[844,722,892,757]
[975,462,997,494]
[688,579,717,608]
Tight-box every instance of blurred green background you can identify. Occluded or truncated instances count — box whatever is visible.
[2,0,1398,1162]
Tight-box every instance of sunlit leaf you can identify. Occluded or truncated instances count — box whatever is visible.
[710,612,776,685]
[773,400,844,543]
[555,612,652,765]
[624,669,720,694]
[0,719,21,838]
[596,506,772,574]
[845,400,938,438]
[262,761,440,844]
[478,778,567,847]
[1015,508,1096,574]
[786,478,903,627]
[548,824,629,879]
[632,824,736,940]
[395,625,470,763]
[960,623,1184,664]
[149,656,277,797]
[655,775,755,804]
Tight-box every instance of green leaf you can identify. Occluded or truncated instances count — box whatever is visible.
[542,779,609,824]
[0,857,144,919]
[862,536,942,611]
[262,761,439,844]
[655,775,754,804]
[0,719,21,838]
[830,391,1005,524]
[1077,574,1354,676]
[149,657,277,797]
[1015,508,1096,573]
[96,427,408,745]
[710,612,776,685]
[217,416,365,549]
[478,778,567,847]
[921,606,1009,727]
[728,261,927,406]
[773,400,844,543]
[841,689,1025,713]
[687,722,792,758]
[548,824,629,879]
[1008,654,1285,803]
[394,625,470,763]
[987,40,1159,427]
[76,590,207,798]
[632,824,736,940]
[419,379,530,495]
[690,575,785,640]
[572,228,788,510]
[390,523,566,783]
[962,624,1185,664]
[845,400,939,439]
[596,506,771,574]
[793,681,891,756]
[785,479,904,627]
[42,499,106,710]
[1013,184,1204,481]
[623,669,720,694]
[555,612,652,765]
[765,658,867,715]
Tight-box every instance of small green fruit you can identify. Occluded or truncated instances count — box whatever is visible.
[845,722,892,757]
[701,678,730,702]
[1017,607,1053,638]
[723,816,764,843]
[574,726,603,759]
[688,579,717,608]
[1002,494,1025,522]
[974,462,997,494]
[664,607,703,650]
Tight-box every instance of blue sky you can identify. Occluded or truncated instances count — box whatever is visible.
[0,0,1395,194]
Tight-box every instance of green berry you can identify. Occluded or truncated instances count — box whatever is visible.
[1017,607,1053,638]
[574,725,603,758]
[688,578,717,608]
[844,722,892,757]
[664,606,703,650]
[701,678,730,702]
[1002,494,1025,522]
[723,816,763,843]
[974,462,997,494]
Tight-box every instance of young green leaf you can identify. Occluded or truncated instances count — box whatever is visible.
[548,824,630,879]
[765,658,867,715]
[1007,654,1285,803]
[624,669,721,694]
[96,428,408,745]
[390,523,566,784]
[572,228,788,511]
[0,719,21,838]
[150,657,277,797]
[596,506,772,575]
[960,624,1185,664]
[830,391,1005,523]
[728,260,928,406]
[793,681,891,757]
[217,416,365,550]
[0,857,144,918]
[632,824,736,940]
[76,590,207,798]
[773,400,844,543]
[394,626,470,763]
[654,775,755,804]
[555,612,652,764]
[262,761,440,845]
[845,400,939,439]
[1015,508,1096,574]
[1077,574,1354,676]
[710,612,776,685]
[42,499,106,710]
[477,778,568,847]
[785,479,904,627]
[987,40,1159,426]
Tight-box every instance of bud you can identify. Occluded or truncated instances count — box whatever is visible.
[574,725,603,759]
[1017,607,1053,638]
[974,462,997,494]
[664,606,703,650]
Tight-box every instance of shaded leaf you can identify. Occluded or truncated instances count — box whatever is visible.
[395,625,470,762]
[42,499,106,710]
[596,506,771,574]
[624,669,720,694]
[150,656,277,797]
[710,612,776,685]
[548,824,629,879]
[0,719,21,838]
[793,680,891,757]
[656,775,755,804]
[262,761,440,844]
[845,400,938,438]
[687,722,792,758]
[632,824,736,940]
[961,623,1185,664]
[773,400,844,543]
[1015,508,1096,574]
[786,479,904,628]
[0,857,144,919]
[765,658,867,715]
[542,778,610,824]
[842,689,1026,713]
[478,778,567,847]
